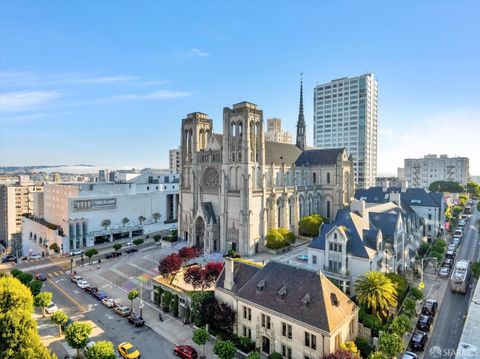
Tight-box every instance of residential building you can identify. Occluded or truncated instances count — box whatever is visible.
[98,169,110,182]
[180,82,355,256]
[355,180,445,241]
[169,148,182,174]
[22,172,179,254]
[0,184,43,249]
[215,259,359,358]
[375,176,402,187]
[313,73,378,189]
[307,199,425,294]
[404,154,470,189]
[264,117,292,144]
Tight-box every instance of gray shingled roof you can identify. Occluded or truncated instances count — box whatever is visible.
[355,187,440,208]
[295,148,345,166]
[264,142,302,165]
[216,261,261,292]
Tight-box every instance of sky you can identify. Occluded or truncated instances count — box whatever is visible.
[1,1,479,175]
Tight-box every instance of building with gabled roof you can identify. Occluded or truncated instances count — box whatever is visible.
[307,198,425,294]
[215,259,358,358]
[179,81,355,256]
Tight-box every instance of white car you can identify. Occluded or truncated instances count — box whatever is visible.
[45,302,58,314]
[70,249,84,256]
[77,280,90,289]
[125,241,133,246]
[30,253,42,260]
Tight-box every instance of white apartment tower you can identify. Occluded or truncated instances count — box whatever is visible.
[404,154,470,189]
[313,73,378,188]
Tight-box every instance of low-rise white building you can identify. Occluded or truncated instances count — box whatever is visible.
[22,172,179,254]
[307,199,426,295]
[215,259,358,359]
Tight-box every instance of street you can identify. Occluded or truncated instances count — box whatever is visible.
[423,203,480,359]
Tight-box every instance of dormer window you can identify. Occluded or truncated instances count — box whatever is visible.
[301,293,310,308]
[256,279,266,293]
[330,293,340,306]
[334,233,338,239]
[277,286,287,300]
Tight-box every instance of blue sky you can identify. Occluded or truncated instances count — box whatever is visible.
[1,1,479,175]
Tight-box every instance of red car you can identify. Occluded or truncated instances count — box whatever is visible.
[174,345,198,359]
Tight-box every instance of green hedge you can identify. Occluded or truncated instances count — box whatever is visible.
[299,214,323,237]
[266,230,287,249]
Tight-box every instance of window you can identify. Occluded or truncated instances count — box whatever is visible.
[243,306,251,321]
[243,325,251,339]
[282,322,292,339]
[313,172,317,184]
[261,314,271,329]
[327,172,331,184]
[282,345,292,359]
[312,255,317,264]
[428,214,432,220]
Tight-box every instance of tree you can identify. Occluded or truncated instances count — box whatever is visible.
[246,352,261,359]
[213,340,236,359]
[152,212,161,223]
[35,292,53,318]
[65,321,93,358]
[184,262,224,291]
[339,341,361,358]
[200,296,236,334]
[322,349,360,359]
[85,248,99,264]
[28,280,43,296]
[0,277,54,359]
[50,311,68,337]
[100,219,111,230]
[190,291,214,327]
[354,272,397,319]
[390,314,413,336]
[355,337,373,359]
[265,229,287,249]
[378,333,403,359]
[203,262,224,286]
[179,246,202,260]
[428,180,464,193]
[49,243,59,253]
[121,217,130,227]
[113,243,122,253]
[192,327,209,358]
[86,340,116,359]
[153,234,161,243]
[277,227,296,244]
[138,215,146,225]
[159,253,183,276]
[466,181,480,196]
[184,266,204,290]
[17,272,33,286]
[368,352,388,359]
[299,214,324,237]
[132,238,144,248]
[10,268,22,278]
[472,262,480,279]
[128,289,139,311]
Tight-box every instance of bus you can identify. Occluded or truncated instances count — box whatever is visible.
[450,259,471,294]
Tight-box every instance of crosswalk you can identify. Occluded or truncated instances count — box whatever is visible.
[47,271,67,278]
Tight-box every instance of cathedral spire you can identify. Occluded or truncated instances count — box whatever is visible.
[296,73,306,150]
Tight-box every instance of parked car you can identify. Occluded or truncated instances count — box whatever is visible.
[454,229,463,237]
[174,345,198,359]
[443,258,454,268]
[114,305,132,317]
[128,314,145,327]
[125,248,138,254]
[401,351,418,359]
[421,299,438,316]
[447,244,456,252]
[70,274,83,283]
[105,252,122,259]
[61,318,74,331]
[70,249,84,256]
[295,254,308,261]
[410,330,428,351]
[77,280,90,289]
[439,266,451,277]
[416,314,433,332]
[30,253,42,260]
[45,302,58,314]
[118,342,140,359]
[92,290,108,301]
[458,220,466,227]
[1,255,17,263]
[85,286,98,294]
[445,250,456,259]
[102,298,121,308]
[452,238,461,246]
[125,242,134,247]
[35,273,47,281]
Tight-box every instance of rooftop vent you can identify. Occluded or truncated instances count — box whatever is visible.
[277,286,287,300]
[330,293,340,306]
[301,293,310,308]
[256,279,266,293]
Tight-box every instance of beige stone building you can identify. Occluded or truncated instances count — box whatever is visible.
[179,82,354,256]
[215,259,359,358]
[265,117,292,144]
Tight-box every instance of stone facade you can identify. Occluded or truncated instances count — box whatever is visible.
[179,101,355,256]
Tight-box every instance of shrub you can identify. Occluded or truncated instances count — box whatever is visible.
[233,335,255,353]
[418,243,430,257]
[162,291,173,312]
[389,314,413,336]
[17,272,33,285]
[358,308,383,337]
[179,246,202,260]
[226,249,241,258]
[10,268,22,277]
[429,250,444,262]
[277,227,296,244]
[472,261,480,279]
[355,337,373,359]
[153,234,161,242]
[385,273,408,306]
[299,214,323,237]
[266,230,287,249]
[409,287,423,301]
[402,297,417,317]
[268,353,283,359]
[172,294,179,317]
[378,333,403,359]
[339,341,361,358]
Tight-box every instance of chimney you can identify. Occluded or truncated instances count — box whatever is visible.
[351,198,366,218]
[382,179,389,192]
[224,258,235,291]
[401,180,408,193]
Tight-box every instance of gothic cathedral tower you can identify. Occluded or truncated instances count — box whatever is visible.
[296,76,307,151]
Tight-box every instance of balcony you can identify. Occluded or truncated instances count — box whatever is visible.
[323,265,350,278]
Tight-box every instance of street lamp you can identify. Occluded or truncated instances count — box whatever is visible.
[130,276,144,317]
[70,258,74,274]
[419,256,438,289]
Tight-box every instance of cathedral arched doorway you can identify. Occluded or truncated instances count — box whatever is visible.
[195,217,205,248]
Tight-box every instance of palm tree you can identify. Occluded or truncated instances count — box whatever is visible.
[122,217,130,227]
[101,219,111,230]
[138,215,147,225]
[152,212,161,223]
[354,271,398,319]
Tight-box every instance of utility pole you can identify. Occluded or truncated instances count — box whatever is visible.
[70,258,73,273]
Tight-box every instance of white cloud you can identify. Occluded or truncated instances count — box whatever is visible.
[0,91,62,112]
[378,108,480,176]
[71,75,139,84]
[190,48,209,57]
[114,90,192,101]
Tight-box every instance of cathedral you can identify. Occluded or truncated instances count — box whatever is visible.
[179,81,355,255]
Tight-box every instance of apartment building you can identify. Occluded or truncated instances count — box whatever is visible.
[265,117,292,144]
[169,148,181,173]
